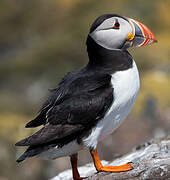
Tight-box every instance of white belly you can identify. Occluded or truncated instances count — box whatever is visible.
[83,60,140,149]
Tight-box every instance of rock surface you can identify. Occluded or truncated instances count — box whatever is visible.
[51,137,170,180]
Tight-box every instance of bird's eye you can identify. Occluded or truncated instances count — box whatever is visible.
[113,21,120,29]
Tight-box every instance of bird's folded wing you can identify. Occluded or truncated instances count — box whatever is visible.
[25,73,113,128]
[15,124,84,146]
[16,73,113,147]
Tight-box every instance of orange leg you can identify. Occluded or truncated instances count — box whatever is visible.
[90,149,133,172]
[70,154,87,180]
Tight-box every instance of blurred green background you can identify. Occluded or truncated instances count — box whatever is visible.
[0,0,170,179]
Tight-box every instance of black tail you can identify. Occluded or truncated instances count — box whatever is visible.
[16,152,28,163]
[16,144,53,163]
[16,145,37,163]
[16,147,38,163]
[16,146,38,162]
[16,146,36,163]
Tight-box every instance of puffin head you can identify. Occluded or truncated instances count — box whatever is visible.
[89,14,157,50]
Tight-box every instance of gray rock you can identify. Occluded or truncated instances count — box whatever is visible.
[51,138,170,180]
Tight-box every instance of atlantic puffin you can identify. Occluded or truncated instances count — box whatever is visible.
[16,14,157,180]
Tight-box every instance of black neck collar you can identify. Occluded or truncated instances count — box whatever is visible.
[86,35,133,74]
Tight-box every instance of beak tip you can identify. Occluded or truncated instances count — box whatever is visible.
[145,38,157,46]
[151,39,158,44]
[131,19,157,47]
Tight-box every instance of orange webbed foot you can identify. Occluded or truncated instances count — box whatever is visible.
[99,162,133,172]
[90,149,133,173]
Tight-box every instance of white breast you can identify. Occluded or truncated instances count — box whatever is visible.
[83,60,140,149]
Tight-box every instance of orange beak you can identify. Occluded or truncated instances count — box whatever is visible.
[127,18,157,47]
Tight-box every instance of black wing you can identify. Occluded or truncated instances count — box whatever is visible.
[26,71,113,128]
[16,72,113,146]
[15,124,84,146]
[15,72,113,162]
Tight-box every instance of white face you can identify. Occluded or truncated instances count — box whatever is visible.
[90,17,133,50]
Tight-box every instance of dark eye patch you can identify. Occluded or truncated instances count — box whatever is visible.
[113,20,120,29]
